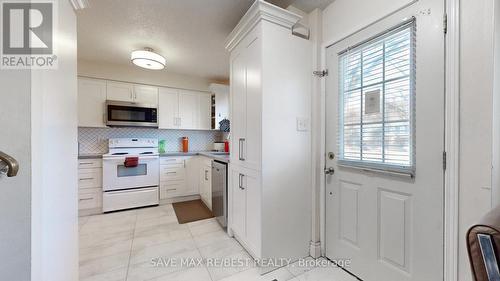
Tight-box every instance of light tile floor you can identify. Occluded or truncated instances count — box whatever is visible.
[79,204,357,281]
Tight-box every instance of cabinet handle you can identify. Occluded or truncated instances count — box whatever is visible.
[238,173,245,190]
[183,160,186,168]
[79,162,93,166]
[205,170,208,181]
[239,138,246,161]
[79,177,94,181]
[166,172,177,175]
[79,197,94,201]
[166,188,177,192]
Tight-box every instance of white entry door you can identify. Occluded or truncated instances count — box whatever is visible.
[325,1,445,281]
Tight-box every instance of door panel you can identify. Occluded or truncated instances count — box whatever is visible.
[231,168,246,238]
[106,82,134,102]
[243,169,261,257]
[158,88,179,129]
[133,85,158,105]
[0,69,31,281]
[325,1,444,281]
[78,78,107,127]
[198,94,212,130]
[230,52,247,164]
[243,37,262,171]
[179,90,199,129]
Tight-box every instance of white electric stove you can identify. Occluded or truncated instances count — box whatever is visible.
[102,138,159,212]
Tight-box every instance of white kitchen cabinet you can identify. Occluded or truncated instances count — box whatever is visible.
[159,88,180,129]
[199,157,212,210]
[198,93,212,130]
[178,90,199,130]
[158,88,211,130]
[107,81,158,105]
[106,81,134,102]
[230,166,261,257]
[229,29,261,171]
[210,83,229,130]
[78,78,107,127]
[160,156,199,200]
[78,158,103,215]
[226,1,311,261]
[133,85,158,105]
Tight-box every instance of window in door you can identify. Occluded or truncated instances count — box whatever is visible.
[338,20,416,173]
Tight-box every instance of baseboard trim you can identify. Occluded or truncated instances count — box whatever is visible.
[309,241,321,258]
[160,194,201,204]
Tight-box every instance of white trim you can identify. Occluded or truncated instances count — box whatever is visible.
[309,241,321,258]
[444,0,460,280]
[224,0,302,51]
[69,0,89,10]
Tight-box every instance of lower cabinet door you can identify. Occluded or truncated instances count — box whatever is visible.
[231,168,246,239]
[243,169,261,257]
[160,181,187,199]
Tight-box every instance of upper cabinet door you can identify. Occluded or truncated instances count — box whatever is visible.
[158,88,179,129]
[230,52,247,165]
[178,90,199,130]
[242,36,262,171]
[133,85,158,105]
[106,81,134,102]
[78,78,107,127]
[198,93,212,130]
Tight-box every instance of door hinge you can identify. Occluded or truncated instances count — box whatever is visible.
[443,13,448,34]
[313,70,328,77]
[443,151,447,170]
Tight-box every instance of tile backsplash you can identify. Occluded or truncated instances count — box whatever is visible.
[78,127,227,155]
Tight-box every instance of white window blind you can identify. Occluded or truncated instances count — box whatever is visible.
[338,20,416,173]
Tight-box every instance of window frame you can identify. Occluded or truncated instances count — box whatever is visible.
[337,18,416,176]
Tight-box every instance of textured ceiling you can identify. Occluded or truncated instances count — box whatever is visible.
[291,0,335,13]
[77,0,331,81]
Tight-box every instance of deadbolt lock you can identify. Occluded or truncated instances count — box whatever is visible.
[328,152,335,160]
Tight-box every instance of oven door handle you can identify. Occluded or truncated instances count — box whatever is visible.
[103,156,159,161]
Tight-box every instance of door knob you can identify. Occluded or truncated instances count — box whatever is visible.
[324,167,335,175]
[0,151,19,177]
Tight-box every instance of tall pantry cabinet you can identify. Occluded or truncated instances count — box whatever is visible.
[225,0,312,261]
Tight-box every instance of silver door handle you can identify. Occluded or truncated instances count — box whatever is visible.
[239,138,246,161]
[0,151,19,177]
[324,167,335,175]
[205,170,208,181]
[239,173,245,190]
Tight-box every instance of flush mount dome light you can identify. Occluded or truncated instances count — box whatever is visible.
[131,48,166,70]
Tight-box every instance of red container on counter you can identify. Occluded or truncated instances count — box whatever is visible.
[224,140,229,153]
[182,137,189,152]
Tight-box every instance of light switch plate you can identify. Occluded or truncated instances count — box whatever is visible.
[296,117,309,132]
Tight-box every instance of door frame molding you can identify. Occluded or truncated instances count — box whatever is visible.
[443,0,460,280]
[318,1,461,280]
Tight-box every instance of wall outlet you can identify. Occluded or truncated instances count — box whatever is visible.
[296,117,309,132]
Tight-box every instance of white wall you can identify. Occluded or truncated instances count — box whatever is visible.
[458,0,496,280]
[322,0,413,45]
[78,59,215,92]
[31,1,79,280]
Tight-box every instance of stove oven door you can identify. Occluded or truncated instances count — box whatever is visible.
[103,156,159,191]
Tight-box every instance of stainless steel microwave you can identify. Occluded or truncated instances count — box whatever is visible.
[105,100,158,128]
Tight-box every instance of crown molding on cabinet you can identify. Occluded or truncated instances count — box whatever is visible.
[225,0,302,52]
[70,0,89,10]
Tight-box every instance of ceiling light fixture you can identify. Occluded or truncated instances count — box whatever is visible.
[131,48,166,70]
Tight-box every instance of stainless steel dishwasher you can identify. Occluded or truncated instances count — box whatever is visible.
[211,160,227,228]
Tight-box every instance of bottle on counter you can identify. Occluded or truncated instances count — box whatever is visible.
[182,137,189,153]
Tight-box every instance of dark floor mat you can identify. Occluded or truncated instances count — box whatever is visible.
[172,199,214,224]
